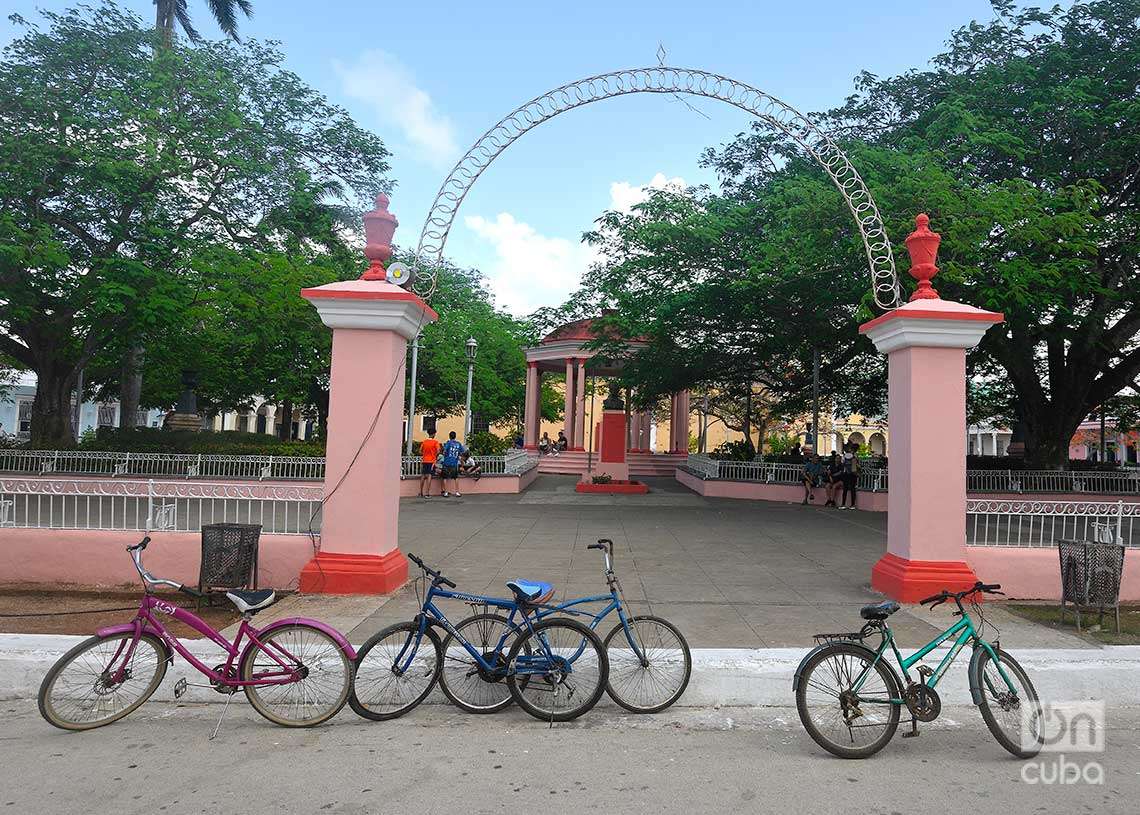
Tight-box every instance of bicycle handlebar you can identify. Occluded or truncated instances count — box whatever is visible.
[919,581,1004,607]
[407,553,456,588]
[125,536,184,591]
[589,539,615,572]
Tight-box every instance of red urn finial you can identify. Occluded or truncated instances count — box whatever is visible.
[905,213,941,301]
[362,192,398,281]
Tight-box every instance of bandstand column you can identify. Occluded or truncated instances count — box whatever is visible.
[573,358,587,450]
[298,194,437,594]
[860,215,1003,602]
[524,362,538,449]
[564,358,576,447]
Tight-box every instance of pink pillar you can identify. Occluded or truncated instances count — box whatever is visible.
[573,359,587,451]
[298,194,437,594]
[678,391,690,453]
[563,358,576,448]
[860,215,1003,602]
[524,362,538,449]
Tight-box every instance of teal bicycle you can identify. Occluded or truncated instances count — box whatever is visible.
[794,582,1044,759]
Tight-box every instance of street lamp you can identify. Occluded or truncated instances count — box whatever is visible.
[463,337,478,440]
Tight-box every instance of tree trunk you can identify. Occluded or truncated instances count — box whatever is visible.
[307,380,329,443]
[119,345,143,429]
[742,384,754,456]
[30,366,79,448]
[278,399,293,441]
[1021,402,1087,469]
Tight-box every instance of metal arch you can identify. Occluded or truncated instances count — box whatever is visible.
[413,66,903,310]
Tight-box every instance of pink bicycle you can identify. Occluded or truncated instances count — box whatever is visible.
[38,536,356,732]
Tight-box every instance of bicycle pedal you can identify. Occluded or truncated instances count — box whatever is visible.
[901,730,921,738]
[173,678,188,699]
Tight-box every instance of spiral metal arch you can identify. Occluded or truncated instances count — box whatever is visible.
[413,66,903,310]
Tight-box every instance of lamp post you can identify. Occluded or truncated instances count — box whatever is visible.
[463,337,478,440]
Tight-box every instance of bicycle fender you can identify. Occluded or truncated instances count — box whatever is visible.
[967,643,993,706]
[96,622,174,664]
[793,640,902,694]
[254,617,357,661]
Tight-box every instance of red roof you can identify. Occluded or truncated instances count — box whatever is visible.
[540,312,647,345]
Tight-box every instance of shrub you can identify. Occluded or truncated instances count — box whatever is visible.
[75,427,325,457]
[710,439,755,461]
[465,431,511,456]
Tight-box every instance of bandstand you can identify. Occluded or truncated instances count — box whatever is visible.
[522,316,691,477]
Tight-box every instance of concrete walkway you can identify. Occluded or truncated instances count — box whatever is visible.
[290,475,1091,650]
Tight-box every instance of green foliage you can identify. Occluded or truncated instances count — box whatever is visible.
[0,2,389,445]
[77,427,324,456]
[709,439,755,461]
[465,431,511,456]
[764,433,796,456]
[591,473,613,484]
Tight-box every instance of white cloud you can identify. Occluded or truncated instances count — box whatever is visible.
[334,50,458,166]
[463,174,688,316]
[464,213,599,316]
[608,172,686,213]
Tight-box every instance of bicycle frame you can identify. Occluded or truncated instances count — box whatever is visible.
[851,611,1019,705]
[394,583,555,677]
[98,595,309,689]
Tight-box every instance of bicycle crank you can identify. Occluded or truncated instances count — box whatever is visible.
[904,683,942,723]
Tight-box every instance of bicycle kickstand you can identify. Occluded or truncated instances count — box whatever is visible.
[209,688,238,741]
[902,715,920,739]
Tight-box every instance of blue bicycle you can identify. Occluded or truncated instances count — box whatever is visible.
[438,540,691,715]
[349,554,608,722]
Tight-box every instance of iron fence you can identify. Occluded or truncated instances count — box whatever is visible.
[0,449,536,482]
[0,477,323,535]
[966,499,1139,548]
[682,455,888,492]
[399,449,537,478]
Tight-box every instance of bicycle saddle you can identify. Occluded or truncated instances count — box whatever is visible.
[506,579,554,605]
[225,589,276,614]
[860,600,900,620]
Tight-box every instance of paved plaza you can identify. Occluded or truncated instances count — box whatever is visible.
[323,475,1090,649]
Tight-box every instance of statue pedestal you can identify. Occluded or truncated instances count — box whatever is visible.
[860,298,1001,602]
[298,279,437,593]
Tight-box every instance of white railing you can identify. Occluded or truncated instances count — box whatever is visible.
[966,499,1138,548]
[966,469,1140,495]
[0,477,323,535]
[682,455,888,492]
[0,450,325,481]
[399,450,538,478]
[0,448,538,483]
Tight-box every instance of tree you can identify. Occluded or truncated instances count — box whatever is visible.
[825,0,1140,466]
[154,0,253,44]
[0,2,389,445]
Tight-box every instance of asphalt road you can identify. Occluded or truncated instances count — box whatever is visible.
[3,700,1137,815]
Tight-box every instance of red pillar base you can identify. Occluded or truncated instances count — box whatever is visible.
[871,552,979,603]
[299,550,408,594]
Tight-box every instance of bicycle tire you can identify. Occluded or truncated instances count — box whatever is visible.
[795,642,901,759]
[438,612,528,714]
[603,615,692,713]
[241,623,352,727]
[38,632,167,731]
[975,648,1043,758]
[350,621,442,721]
[507,618,608,722]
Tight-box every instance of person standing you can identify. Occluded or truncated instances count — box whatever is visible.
[419,429,441,498]
[840,443,860,510]
[440,431,466,497]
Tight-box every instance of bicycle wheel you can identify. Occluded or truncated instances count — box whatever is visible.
[350,621,442,721]
[39,633,167,731]
[507,618,607,722]
[975,648,1043,758]
[795,642,901,759]
[240,623,352,727]
[438,613,529,714]
[603,615,692,713]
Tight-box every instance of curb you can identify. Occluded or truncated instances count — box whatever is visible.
[5,635,1139,708]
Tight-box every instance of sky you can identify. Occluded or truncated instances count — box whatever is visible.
[2,0,1002,315]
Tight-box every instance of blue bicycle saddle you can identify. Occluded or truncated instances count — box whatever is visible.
[506,579,554,603]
